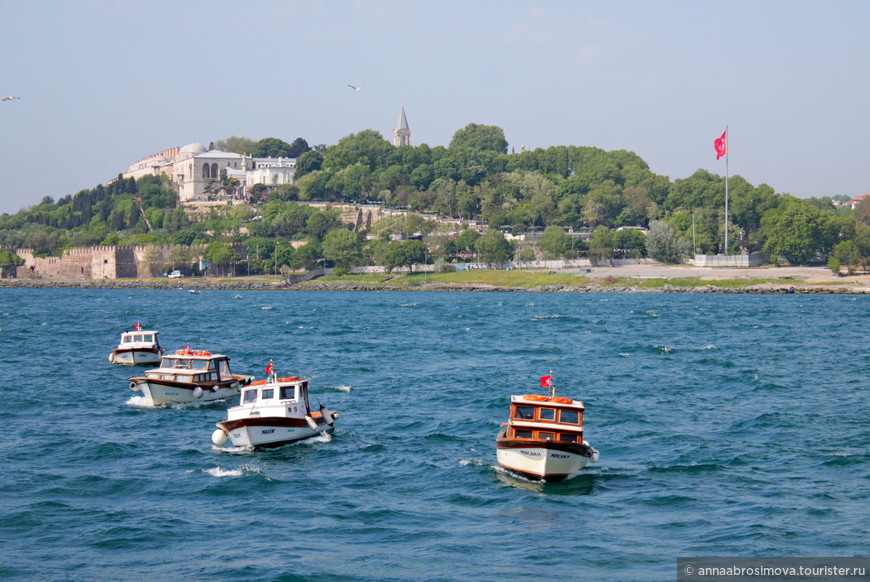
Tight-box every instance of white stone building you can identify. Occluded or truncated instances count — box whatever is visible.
[123,143,297,202]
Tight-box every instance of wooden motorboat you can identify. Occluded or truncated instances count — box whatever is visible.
[129,348,254,405]
[496,375,599,482]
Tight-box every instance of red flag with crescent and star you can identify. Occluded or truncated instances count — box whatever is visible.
[714,130,727,160]
[265,361,273,375]
[540,375,552,388]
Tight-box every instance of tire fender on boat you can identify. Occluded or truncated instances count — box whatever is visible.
[129,381,139,391]
[319,404,335,426]
[211,429,227,446]
[193,386,204,398]
[109,353,115,363]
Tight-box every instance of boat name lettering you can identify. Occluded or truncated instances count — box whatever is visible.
[551,453,570,459]
[519,451,542,457]
[262,429,275,434]
[165,392,179,396]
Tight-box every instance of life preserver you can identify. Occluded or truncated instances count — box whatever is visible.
[176,349,192,355]
[278,377,299,382]
[523,394,548,401]
[249,379,268,386]
[550,397,573,404]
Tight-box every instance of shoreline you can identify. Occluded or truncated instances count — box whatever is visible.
[0,277,867,294]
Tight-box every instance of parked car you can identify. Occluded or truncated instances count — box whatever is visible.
[168,270,183,279]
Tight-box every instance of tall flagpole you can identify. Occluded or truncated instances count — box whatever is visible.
[724,125,729,255]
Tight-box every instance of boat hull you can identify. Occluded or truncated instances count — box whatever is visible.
[132,378,243,405]
[216,416,333,449]
[496,438,593,482]
[110,348,162,366]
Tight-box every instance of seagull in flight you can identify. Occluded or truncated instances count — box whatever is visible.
[1,96,21,101]
[347,84,361,92]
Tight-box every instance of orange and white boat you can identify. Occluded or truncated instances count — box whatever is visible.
[496,374,599,482]
[109,323,163,366]
[129,348,254,406]
[211,362,338,449]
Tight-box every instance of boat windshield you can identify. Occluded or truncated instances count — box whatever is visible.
[280,386,296,400]
[243,389,257,404]
[262,389,274,400]
[218,359,233,380]
[191,359,209,370]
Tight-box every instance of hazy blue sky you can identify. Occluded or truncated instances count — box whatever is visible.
[1,0,868,215]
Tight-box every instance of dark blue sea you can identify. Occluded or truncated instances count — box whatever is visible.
[0,288,867,581]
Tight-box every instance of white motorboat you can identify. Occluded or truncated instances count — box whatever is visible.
[109,324,163,366]
[495,375,599,482]
[129,348,254,405]
[212,365,338,449]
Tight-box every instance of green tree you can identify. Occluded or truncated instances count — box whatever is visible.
[253,137,296,158]
[475,229,513,263]
[645,220,691,264]
[537,225,571,259]
[322,228,361,273]
[203,243,240,277]
[449,123,508,153]
[385,239,427,273]
[759,197,837,264]
[215,136,257,154]
[0,249,24,278]
[831,240,861,273]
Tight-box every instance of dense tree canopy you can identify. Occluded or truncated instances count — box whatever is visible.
[1,123,865,269]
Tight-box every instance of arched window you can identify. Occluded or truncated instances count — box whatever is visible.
[202,164,210,179]
[212,163,218,179]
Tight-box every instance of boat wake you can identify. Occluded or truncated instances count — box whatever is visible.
[203,464,263,478]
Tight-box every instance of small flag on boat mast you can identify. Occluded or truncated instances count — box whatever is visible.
[540,374,552,388]
[133,321,141,331]
[265,360,274,375]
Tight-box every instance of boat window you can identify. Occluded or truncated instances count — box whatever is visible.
[191,359,208,370]
[558,433,578,443]
[514,429,533,439]
[538,432,555,441]
[514,406,535,420]
[243,390,257,404]
[134,335,144,342]
[539,408,556,421]
[123,335,132,343]
[280,386,296,400]
[261,389,274,400]
[175,359,191,368]
[161,358,175,368]
[144,334,153,342]
[559,410,580,424]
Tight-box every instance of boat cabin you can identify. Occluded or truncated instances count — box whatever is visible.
[145,351,236,384]
[118,330,160,348]
[233,377,310,418]
[506,395,585,443]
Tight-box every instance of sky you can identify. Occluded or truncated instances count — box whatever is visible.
[1,0,869,215]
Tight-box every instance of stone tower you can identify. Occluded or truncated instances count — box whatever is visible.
[393,104,411,147]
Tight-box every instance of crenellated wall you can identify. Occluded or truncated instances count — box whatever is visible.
[3,245,208,280]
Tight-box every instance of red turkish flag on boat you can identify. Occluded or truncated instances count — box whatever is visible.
[133,322,141,330]
[540,375,552,388]
[265,361,273,375]
[714,130,727,160]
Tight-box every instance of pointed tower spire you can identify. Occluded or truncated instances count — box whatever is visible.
[393,104,411,147]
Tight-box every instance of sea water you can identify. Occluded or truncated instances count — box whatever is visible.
[0,288,867,581]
